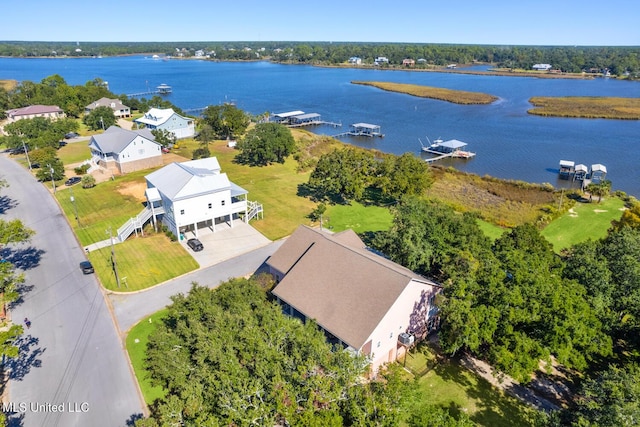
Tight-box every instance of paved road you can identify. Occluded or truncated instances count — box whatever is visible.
[110,240,283,333]
[1,155,145,427]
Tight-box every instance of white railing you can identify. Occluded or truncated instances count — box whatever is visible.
[246,200,263,222]
[116,207,154,242]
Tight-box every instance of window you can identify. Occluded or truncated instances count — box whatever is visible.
[377,341,381,348]
[208,203,212,209]
[389,332,393,339]
[180,209,185,215]
[221,200,226,206]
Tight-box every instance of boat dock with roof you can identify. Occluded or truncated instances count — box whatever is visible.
[270,110,341,128]
[421,138,476,162]
[333,123,384,138]
[558,160,607,189]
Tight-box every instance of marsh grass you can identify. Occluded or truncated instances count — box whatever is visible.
[352,81,498,104]
[528,96,640,120]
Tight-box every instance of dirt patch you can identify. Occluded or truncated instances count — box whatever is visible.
[116,181,147,202]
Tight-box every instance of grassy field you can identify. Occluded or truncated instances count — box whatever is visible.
[404,343,541,426]
[477,219,508,241]
[541,196,625,252]
[528,96,640,120]
[57,140,92,166]
[87,232,198,291]
[126,309,168,405]
[324,201,393,233]
[352,81,498,104]
[55,169,150,246]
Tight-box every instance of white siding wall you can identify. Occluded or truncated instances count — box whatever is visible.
[159,115,195,139]
[173,190,233,229]
[117,136,162,164]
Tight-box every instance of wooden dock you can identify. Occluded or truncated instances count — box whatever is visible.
[423,148,476,162]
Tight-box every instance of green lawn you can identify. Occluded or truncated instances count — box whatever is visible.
[324,201,393,233]
[126,309,168,405]
[88,233,198,291]
[477,219,508,241]
[541,196,625,252]
[404,344,541,426]
[56,170,150,246]
[57,141,92,165]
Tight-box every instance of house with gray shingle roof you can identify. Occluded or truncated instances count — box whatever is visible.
[88,126,162,174]
[85,97,131,118]
[144,157,250,240]
[268,225,442,373]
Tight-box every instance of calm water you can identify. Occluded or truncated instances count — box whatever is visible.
[2,56,639,196]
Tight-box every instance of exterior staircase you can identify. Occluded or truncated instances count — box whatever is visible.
[116,207,154,243]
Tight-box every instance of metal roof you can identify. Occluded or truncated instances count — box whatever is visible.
[351,123,380,129]
[273,110,305,118]
[292,113,320,120]
[89,126,158,155]
[440,139,468,149]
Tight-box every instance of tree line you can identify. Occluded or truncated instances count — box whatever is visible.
[0,41,638,77]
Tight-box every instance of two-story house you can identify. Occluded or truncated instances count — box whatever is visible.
[88,126,162,174]
[268,225,442,374]
[144,157,250,240]
[134,108,195,139]
[85,97,131,118]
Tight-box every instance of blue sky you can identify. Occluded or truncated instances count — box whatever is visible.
[3,0,638,46]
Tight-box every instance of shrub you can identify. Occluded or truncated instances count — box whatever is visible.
[74,164,90,175]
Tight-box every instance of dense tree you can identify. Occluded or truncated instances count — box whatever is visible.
[585,180,612,203]
[2,116,77,150]
[612,201,640,230]
[571,363,640,426]
[35,158,65,182]
[308,148,375,203]
[201,103,250,139]
[563,226,640,353]
[0,180,34,362]
[236,122,295,166]
[141,279,408,426]
[83,105,116,131]
[375,153,432,200]
[407,405,475,427]
[374,199,611,382]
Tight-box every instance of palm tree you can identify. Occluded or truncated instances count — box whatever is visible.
[585,180,612,203]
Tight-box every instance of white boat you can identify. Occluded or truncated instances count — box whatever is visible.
[419,136,444,152]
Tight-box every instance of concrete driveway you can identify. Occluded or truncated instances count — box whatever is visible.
[180,220,271,268]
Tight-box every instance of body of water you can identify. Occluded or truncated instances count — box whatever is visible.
[1,56,639,196]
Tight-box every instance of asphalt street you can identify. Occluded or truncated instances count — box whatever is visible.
[1,155,145,427]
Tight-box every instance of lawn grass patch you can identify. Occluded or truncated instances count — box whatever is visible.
[126,309,168,405]
[477,219,508,241]
[324,201,393,233]
[56,170,150,246]
[541,196,625,252]
[88,232,198,291]
[404,344,541,426]
[57,141,92,166]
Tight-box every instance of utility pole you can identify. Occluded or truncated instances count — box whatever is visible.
[47,163,56,193]
[100,116,105,131]
[70,186,80,227]
[107,227,121,288]
[22,140,32,170]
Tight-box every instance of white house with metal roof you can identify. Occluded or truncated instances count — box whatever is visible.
[134,108,195,139]
[144,157,259,240]
[88,126,162,174]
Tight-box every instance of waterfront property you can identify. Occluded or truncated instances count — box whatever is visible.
[559,160,575,179]
[85,97,131,118]
[144,157,262,241]
[5,104,65,122]
[134,107,195,139]
[268,225,442,373]
[88,126,162,175]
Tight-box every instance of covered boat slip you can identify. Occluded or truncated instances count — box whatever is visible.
[558,160,607,183]
[422,139,476,162]
[270,110,340,128]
